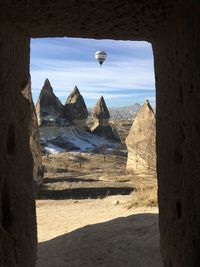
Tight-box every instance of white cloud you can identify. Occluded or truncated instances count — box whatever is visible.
[31,60,154,90]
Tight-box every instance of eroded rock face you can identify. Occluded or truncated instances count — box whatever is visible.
[0,26,37,267]
[21,80,43,192]
[0,2,199,267]
[93,96,110,124]
[126,100,156,175]
[91,96,120,142]
[64,85,88,127]
[36,79,64,126]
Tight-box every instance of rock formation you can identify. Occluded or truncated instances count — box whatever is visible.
[0,2,199,267]
[64,85,88,127]
[36,79,64,126]
[126,100,156,175]
[91,96,120,142]
[21,79,43,193]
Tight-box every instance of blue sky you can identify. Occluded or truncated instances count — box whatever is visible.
[30,38,155,107]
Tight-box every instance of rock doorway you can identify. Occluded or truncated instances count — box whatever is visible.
[0,2,199,267]
[31,37,158,266]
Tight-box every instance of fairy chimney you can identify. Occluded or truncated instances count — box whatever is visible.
[91,96,120,142]
[92,96,110,126]
[64,85,88,127]
[126,100,156,175]
[36,79,64,126]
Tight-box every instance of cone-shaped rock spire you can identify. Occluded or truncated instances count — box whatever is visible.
[126,100,156,174]
[36,79,64,126]
[64,85,88,127]
[91,96,120,142]
[93,96,110,120]
[42,78,53,93]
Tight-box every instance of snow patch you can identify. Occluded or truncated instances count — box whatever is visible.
[45,143,66,154]
[40,125,118,154]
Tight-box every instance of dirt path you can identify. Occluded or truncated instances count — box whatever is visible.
[36,195,162,267]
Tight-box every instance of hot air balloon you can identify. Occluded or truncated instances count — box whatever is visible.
[95,51,107,66]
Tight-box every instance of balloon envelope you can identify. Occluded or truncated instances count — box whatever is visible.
[95,51,107,66]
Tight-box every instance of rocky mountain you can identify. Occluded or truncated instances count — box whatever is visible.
[36,79,64,126]
[64,85,88,127]
[40,95,120,152]
[91,96,121,142]
[35,81,121,153]
[126,100,156,175]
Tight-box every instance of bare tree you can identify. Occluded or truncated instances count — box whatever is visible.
[73,153,88,169]
[98,144,107,162]
[136,142,156,172]
[130,139,156,173]
[127,139,156,179]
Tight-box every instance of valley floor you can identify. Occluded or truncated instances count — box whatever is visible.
[36,152,161,267]
[36,197,161,267]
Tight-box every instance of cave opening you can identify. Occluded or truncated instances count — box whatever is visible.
[30,37,158,266]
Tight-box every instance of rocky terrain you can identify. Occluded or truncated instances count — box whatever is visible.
[33,79,157,185]
[40,125,117,153]
[36,80,121,153]
[34,82,158,266]
[34,79,150,156]
[34,79,157,182]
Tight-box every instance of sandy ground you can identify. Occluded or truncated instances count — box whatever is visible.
[36,195,162,267]
[36,149,160,267]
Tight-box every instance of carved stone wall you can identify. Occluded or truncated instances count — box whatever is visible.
[22,80,43,193]
[0,1,199,267]
[153,4,200,266]
[0,23,37,267]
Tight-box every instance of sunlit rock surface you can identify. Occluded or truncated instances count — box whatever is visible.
[91,96,120,142]
[64,85,88,128]
[21,80,43,191]
[126,100,156,175]
[36,79,64,126]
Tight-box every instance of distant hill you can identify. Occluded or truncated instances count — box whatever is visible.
[89,103,141,120]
